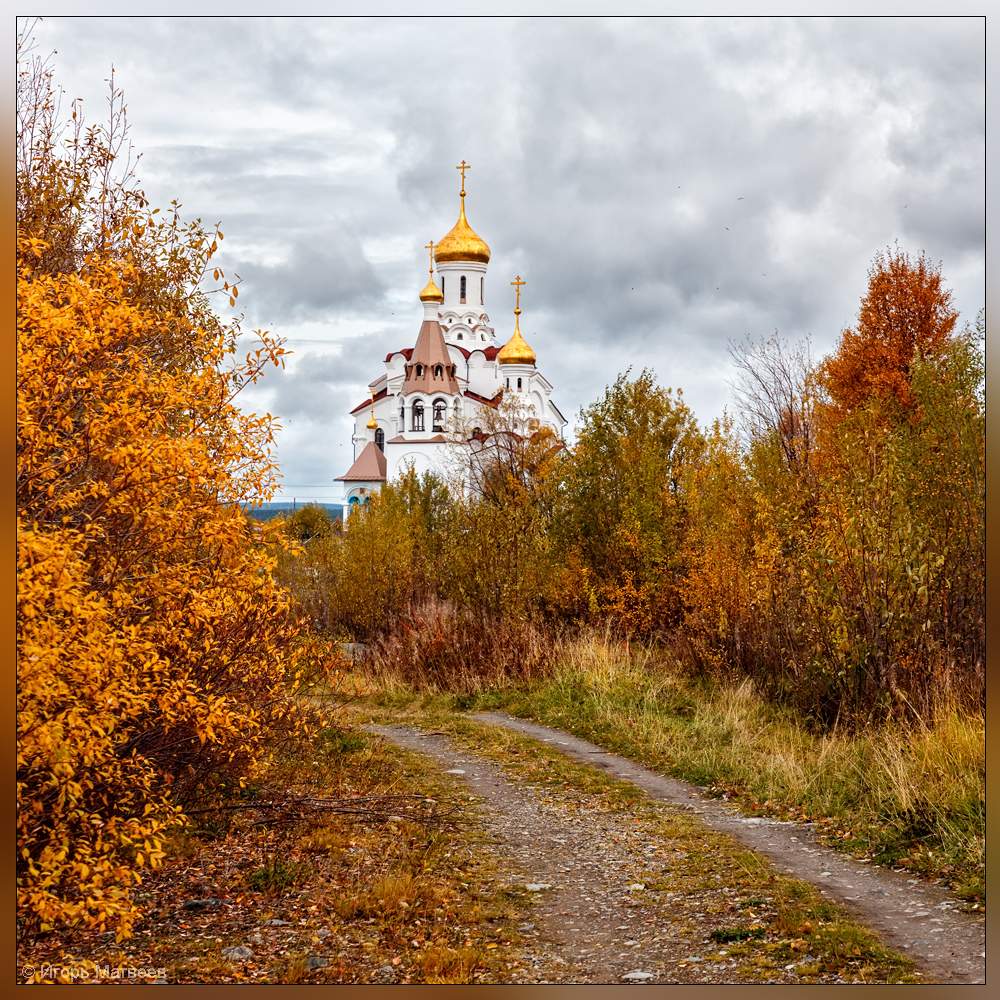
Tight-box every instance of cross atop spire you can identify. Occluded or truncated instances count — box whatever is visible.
[511,274,526,316]
[456,159,471,198]
[424,240,435,275]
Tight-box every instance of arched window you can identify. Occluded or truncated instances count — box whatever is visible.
[480,276,484,303]
[460,275,467,303]
[440,276,445,297]
[432,399,447,432]
[517,377,523,390]
[412,400,424,432]
[505,377,510,389]
[472,426,482,439]
[434,364,443,378]
[457,332,463,340]
[375,427,385,451]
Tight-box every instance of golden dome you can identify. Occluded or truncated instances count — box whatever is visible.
[498,274,536,366]
[366,395,378,430]
[419,275,444,302]
[497,322,536,366]
[435,161,490,264]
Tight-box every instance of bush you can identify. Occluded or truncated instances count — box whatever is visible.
[16,37,312,938]
[367,599,556,693]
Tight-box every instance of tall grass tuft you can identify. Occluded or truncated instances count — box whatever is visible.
[366,599,556,693]
[480,632,984,898]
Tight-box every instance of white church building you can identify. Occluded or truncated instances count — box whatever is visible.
[336,162,566,511]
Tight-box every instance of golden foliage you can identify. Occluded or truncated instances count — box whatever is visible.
[16,38,313,938]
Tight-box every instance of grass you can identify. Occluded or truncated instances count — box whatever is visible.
[17,716,529,985]
[355,701,920,984]
[365,632,985,904]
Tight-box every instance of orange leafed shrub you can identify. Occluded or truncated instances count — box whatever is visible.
[16,244,308,934]
[821,247,958,416]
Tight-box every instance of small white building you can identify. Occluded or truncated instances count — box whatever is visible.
[337,162,566,512]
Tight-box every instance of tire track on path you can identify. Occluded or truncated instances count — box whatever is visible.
[473,710,985,985]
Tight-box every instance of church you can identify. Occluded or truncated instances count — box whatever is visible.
[336,162,566,511]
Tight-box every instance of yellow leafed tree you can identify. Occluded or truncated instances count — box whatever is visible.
[16,30,311,938]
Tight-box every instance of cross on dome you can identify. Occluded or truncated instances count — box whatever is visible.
[419,239,444,302]
[498,273,536,367]
[434,159,490,264]
[456,159,470,197]
[511,274,526,315]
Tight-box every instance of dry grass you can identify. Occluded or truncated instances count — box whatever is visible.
[413,632,983,902]
[365,599,556,693]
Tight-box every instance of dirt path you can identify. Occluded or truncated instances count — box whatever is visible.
[369,722,943,985]
[473,710,985,985]
[370,723,783,984]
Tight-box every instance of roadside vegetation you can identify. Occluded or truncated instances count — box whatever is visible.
[369,636,984,902]
[17,20,983,983]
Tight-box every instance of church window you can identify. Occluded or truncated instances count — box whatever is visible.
[472,426,482,438]
[432,399,446,431]
[441,277,445,297]
[517,377,522,390]
[434,364,443,378]
[412,401,424,432]
[505,377,510,389]
[480,276,484,303]
[415,364,423,378]
[457,332,463,340]
[460,275,467,303]
[375,427,384,451]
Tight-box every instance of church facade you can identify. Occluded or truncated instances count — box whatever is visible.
[336,162,566,511]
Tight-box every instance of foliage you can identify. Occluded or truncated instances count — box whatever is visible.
[820,246,958,416]
[368,599,556,693]
[281,503,337,543]
[681,281,983,722]
[550,370,704,637]
[17,33,311,939]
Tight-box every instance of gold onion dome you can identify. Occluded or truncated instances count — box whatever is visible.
[498,274,536,366]
[419,275,444,302]
[434,160,491,264]
[419,239,444,302]
[366,395,378,430]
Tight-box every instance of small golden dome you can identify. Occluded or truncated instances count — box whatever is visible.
[366,413,378,430]
[498,274,536,366]
[498,323,536,366]
[419,274,444,302]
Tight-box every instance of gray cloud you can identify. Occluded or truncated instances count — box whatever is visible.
[33,15,985,497]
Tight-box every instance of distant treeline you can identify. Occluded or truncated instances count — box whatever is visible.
[279,247,984,730]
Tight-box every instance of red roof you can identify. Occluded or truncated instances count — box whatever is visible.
[350,386,388,415]
[337,441,387,482]
[385,347,414,362]
[464,388,504,408]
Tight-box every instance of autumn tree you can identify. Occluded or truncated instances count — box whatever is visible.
[821,247,958,416]
[552,370,703,637]
[17,32,313,938]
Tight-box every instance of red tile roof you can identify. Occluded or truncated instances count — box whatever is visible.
[337,440,387,482]
[463,388,504,408]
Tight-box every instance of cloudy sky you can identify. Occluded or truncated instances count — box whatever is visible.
[33,16,985,501]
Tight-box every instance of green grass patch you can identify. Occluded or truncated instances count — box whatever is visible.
[368,636,983,904]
